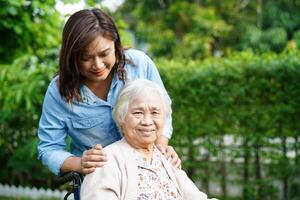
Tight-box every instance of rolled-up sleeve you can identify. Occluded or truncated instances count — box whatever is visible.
[37,80,73,175]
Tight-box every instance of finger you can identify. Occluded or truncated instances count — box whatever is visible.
[170,152,180,164]
[81,154,107,166]
[81,160,107,168]
[85,148,107,156]
[165,146,175,158]
[156,144,167,155]
[82,167,96,175]
[173,158,182,168]
[82,161,107,175]
[93,144,103,150]
[84,155,108,162]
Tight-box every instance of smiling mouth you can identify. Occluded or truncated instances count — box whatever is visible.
[138,129,156,136]
[91,69,106,76]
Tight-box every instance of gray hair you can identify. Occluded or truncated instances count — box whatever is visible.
[112,79,172,130]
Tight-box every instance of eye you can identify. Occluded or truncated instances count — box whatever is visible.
[99,49,111,57]
[152,111,160,115]
[101,52,109,57]
[133,111,143,115]
[80,56,91,61]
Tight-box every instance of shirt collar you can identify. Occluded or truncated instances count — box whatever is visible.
[80,84,98,105]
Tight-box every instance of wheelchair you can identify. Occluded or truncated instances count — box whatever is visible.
[56,171,84,200]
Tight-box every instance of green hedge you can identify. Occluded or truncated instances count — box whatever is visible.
[156,50,300,199]
[157,50,300,140]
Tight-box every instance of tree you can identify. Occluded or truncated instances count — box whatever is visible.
[0,0,62,63]
[116,0,231,59]
[115,0,300,59]
[0,0,64,187]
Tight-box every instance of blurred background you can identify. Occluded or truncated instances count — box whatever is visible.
[0,0,299,199]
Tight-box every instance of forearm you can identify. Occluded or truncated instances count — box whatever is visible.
[60,156,82,174]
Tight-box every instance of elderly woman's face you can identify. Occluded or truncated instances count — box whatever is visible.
[122,91,165,148]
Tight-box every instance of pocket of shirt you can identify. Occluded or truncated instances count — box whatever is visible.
[71,117,104,129]
[70,112,120,149]
[71,116,111,143]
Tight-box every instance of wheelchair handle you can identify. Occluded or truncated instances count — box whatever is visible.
[57,171,84,186]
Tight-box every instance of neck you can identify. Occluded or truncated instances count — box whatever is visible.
[136,146,154,163]
[125,138,154,162]
[136,145,154,155]
[83,72,113,100]
[85,72,113,90]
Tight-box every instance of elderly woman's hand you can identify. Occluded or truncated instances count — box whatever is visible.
[156,144,181,168]
[80,144,108,175]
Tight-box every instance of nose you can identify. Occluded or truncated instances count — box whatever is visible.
[141,113,154,125]
[93,57,104,69]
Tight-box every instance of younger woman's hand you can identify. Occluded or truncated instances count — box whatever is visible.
[80,144,108,175]
[156,144,181,168]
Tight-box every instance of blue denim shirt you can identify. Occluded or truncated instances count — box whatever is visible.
[37,49,173,175]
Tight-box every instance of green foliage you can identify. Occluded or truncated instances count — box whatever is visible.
[0,54,57,186]
[157,50,300,139]
[115,18,135,48]
[116,0,300,58]
[156,50,300,199]
[0,46,299,198]
[293,30,300,48]
[117,0,231,59]
[0,0,62,63]
[0,1,299,199]
[263,1,300,33]
[0,1,62,185]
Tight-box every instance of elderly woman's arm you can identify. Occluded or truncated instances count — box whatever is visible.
[80,156,121,200]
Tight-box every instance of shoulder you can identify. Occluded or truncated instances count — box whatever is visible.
[103,139,131,156]
[87,139,133,177]
[124,49,154,66]
[125,48,149,59]
[45,75,60,96]
[87,142,125,178]
[103,140,122,154]
[124,49,157,80]
[43,76,67,107]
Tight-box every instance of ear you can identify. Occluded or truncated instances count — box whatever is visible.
[119,122,124,131]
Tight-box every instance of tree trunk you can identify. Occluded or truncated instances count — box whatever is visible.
[295,136,298,166]
[203,152,211,194]
[256,0,263,28]
[186,146,197,178]
[243,137,251,200]
[282,136,288,200]
[219,136,227,197]
[254,141,262,200]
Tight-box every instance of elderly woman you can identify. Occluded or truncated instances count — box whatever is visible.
[80,79,216,200]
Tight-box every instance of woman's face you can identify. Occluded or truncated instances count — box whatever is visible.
[122,91,165,149]
[79,35,116,83]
